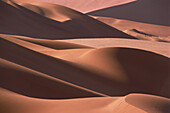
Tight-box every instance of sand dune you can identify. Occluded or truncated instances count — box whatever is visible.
[0,0,134,39]
[62,38,170,57]
[0,58,105,99]
[14,36,91,50]
[0,88,169,113]
[0,0,169,113]
[95,16,170,42]
[39,0,135,13]
[0,35,170,98]
[89,0,170,26]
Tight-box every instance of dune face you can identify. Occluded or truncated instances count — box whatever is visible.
[0,0,169,113]
[0,58,104,99]
[0,0,134,39]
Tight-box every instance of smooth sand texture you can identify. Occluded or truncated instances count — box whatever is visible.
[89,0,170,26]
[0,88,170,113]
[0,0,170,113]
[39,0,136,13]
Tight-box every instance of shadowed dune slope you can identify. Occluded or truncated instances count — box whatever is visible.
[0,0,134,39]
[75,47,170,98]
[0,88,169,113]
[0,58,106,99]
[89,0,170,26]
[0,35,170,98]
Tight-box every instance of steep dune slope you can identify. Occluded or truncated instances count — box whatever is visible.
[0,58,105,99]
[0,0,134,39]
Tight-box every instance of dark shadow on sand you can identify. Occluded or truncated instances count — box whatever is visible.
[88,0,169,26]
[0,1,135,40]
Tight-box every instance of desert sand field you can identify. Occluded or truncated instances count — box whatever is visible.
[0,0,170,113]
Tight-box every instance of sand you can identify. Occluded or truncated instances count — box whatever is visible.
[0,0,170,113]
[88,0,170,26]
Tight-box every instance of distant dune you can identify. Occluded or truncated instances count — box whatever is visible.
[95,16,170,41]
[0,0,169,113]
[39,0,136,13]
[89,0,170,26]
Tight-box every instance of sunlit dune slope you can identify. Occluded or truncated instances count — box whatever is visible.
[14,36,91,50]
[95,16,170,42]
[39,0,135,13]
[0,88,169,113]
[62,38,170,57]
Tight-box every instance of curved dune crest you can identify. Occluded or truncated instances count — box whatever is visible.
[62,38,170,58]
[76,47,170,97]
[14,35,91,50]
[125,94,170,113]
